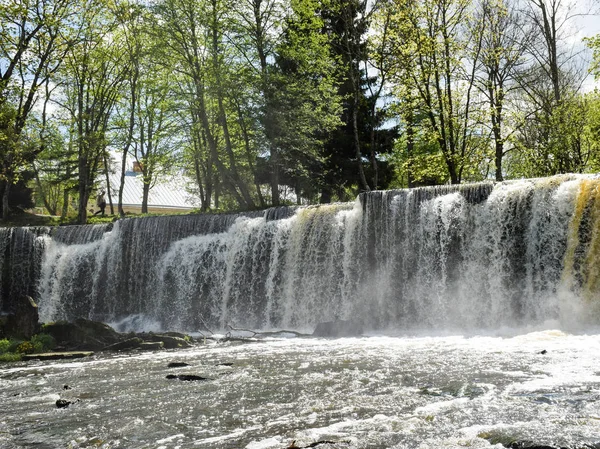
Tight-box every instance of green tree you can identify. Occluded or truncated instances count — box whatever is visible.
[0,0,76,218]
[59,0,128,224]
[385,0,487,185]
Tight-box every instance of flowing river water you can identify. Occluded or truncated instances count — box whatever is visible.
[1,331,600,448]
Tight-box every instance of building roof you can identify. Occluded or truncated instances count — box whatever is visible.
[106,171,199,210]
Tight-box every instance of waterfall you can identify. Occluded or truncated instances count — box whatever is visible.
[2,174,600,332]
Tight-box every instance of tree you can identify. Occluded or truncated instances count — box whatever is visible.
[156,0,255,210]
[60,0,128,224]
[386,0,487,185]
[474,0,530,181]
[511,0,590,176]
[0,0,76,218]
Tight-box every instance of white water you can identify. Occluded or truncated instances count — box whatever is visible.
[28,175,600,333]
[1,331,599,448]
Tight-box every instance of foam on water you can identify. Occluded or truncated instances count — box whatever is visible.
[1,333,599,448]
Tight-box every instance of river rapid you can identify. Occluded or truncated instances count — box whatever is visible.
[1,330,600,449]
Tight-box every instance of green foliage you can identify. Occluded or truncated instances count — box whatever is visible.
[30,333,56,353]
[0,353,22,363]
[0,339,10,354]
[586,35,600,79]
[16,341,34,354]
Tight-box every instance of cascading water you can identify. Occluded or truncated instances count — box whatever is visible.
[2,174,600,332]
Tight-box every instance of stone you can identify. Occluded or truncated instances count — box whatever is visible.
[312,320,363,338]
[168,362,190,368]
[56,399,74,409]
[147,334,192,349]
[22,351,94,361]
[166,374,210,381]
[103,337,143,351]
[139,341,164,351]
[43,319,122,351]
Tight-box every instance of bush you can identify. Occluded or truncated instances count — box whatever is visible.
[30,333,56,353]
[16,341,34,354]
[0,353,22,362]
[0,339,10,354]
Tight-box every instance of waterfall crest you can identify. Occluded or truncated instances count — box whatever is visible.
[2,174,600,332]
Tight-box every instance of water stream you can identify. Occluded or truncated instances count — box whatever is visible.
[1,332,600,448]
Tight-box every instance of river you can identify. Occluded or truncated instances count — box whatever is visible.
[2,330,600,448]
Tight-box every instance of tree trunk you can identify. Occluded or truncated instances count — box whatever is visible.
[142,177,150,214]
[2,181,11,219]
[61,188,69,220]
[270,147,280,206]
[103,152,114,215]
[77,156,89,225]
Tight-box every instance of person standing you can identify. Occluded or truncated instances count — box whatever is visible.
[94,190,107,216]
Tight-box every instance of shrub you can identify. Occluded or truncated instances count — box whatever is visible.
[30,333,56,353]
[8,339,22,352]
[0,339,10,354]
[16,341,34,354]
[0,353,22,362]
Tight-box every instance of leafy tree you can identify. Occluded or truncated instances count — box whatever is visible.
[59,0,128,223]
[0,0,77,218]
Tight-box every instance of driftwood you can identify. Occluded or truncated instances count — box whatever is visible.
[226,324,311,339]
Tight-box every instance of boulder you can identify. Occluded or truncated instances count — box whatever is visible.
[56,399,75,409]
[3,295,40,339]
[147,334,192,349]
[43,319,122,351]
[168,362,190,368]
[139,341,164,351]
[103,337,143,351]
[312,320,363,338]
[166,374,210,381]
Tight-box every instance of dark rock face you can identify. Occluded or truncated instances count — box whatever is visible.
[312,320,363,338]
[43,319,122,351]
[3,295,40,339]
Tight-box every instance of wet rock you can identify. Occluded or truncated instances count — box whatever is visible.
[539,349,547,355]
[43,319,121,351]
[103,337,143,351]
[139,341,164,351]
[56,399,74,409]
[63,385,71,390]
[166,374,210,381]
[168,362,190,368]
[216,362,233,367]
[22,351,94,361]
[3,295,40,339]
[147,334,191,349]
[507,443,563,449]
[312,320,363,338]
[161,331,192,340]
